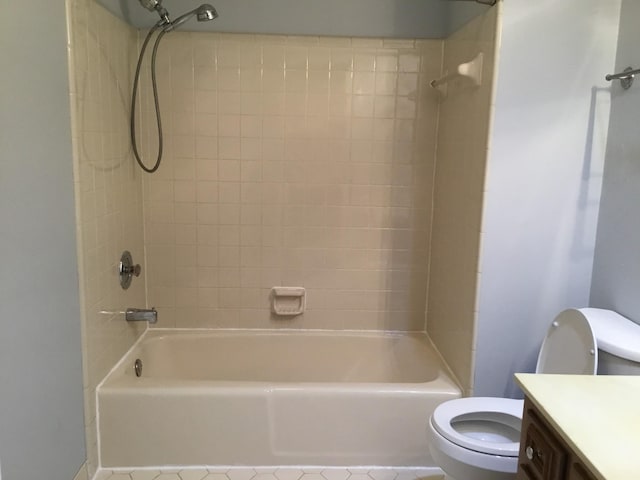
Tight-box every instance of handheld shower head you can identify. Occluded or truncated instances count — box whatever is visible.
[197,4,218,21]
[131,1,220,173]
[164,4,219,31]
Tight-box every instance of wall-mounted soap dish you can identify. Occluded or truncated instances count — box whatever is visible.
[271,287,305,316]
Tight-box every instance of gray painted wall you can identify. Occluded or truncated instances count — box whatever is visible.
[591,0,640,323]
[0,1,86,479]
[95,0,489,38]
[474,0,620,397]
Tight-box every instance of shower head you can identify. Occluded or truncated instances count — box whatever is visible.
[138,0,161,11]
[138,1,217,30]
[163,4,219,31]
[197,4,218,21]
[138,0,170,24]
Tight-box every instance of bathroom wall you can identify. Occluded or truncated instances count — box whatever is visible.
[140,33,443,331]
[96,0,489,39]
[590,0,640,323]
[447,2,492,36]
[474,0,621,398]
[66,0,147,475]
[0,1,86,479]
[426,5,499,395]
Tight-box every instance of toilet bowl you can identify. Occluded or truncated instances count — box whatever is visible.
[428,397,523,480]
[428,308,640,480]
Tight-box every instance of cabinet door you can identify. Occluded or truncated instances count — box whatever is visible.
[517,401,568,480]
[566,461,598,480]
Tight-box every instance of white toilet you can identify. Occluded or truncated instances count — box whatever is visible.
[428,308,640,480]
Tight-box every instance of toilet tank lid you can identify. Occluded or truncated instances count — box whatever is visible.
[580,308,640,362]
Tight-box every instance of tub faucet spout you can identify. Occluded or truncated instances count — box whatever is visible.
[126,307,158,324]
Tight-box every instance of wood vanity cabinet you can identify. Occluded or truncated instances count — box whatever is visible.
[517,398,598,480]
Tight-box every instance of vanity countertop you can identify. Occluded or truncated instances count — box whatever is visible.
[515,374,640,480]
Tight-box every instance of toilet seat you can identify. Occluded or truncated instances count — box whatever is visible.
[431,397,524,457]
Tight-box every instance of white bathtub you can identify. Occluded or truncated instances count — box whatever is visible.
[98,329,461,468]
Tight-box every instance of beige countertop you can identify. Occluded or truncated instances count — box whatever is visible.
[515,374,640,480]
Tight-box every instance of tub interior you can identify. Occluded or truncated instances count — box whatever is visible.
[99,329,462,468]
[130,330,445,383]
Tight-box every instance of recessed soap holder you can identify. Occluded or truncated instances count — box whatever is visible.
[271,287,305,316]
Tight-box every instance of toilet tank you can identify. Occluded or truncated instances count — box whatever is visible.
[580,308,640,375]
[597,350,640,375]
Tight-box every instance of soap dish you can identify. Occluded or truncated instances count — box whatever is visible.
[271,287,305,316]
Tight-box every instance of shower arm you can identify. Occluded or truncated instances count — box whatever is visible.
[163,5,219,32]
[450,0,496,5]
[163,8,200,32]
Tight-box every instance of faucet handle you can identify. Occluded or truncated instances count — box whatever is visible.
[119,250,142,289]
[122,263,142,277]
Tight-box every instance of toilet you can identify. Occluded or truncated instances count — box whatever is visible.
[427,308,640,480]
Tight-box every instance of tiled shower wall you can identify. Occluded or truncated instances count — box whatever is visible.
[66,0,146,476]
[64,1,493,471]
[140,33,444,331]
[426,6,499,395]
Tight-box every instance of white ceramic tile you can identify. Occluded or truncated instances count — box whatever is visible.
[226,468,257,480]
[95,468,444,480]
[124,32,442,334]
[129,472,161,480]
[274,469,303,480]
[67,1,147,476]
[179,471,209,480]
[320,470,349,480]
[253,474,277,480]
[94,472,115,480]
[368,471,398,480]
[425,8,497,393]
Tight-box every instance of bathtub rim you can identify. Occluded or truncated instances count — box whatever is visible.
[98,327,463,391]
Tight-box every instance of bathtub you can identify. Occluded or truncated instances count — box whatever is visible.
[98,329,461,468]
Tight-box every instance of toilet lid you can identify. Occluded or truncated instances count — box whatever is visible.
[431,397,523,457]
[579,308,640,362]
[536,309,597,374]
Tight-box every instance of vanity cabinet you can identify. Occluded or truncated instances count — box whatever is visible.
[517,398,598,480]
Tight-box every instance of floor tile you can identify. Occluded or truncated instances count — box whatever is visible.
[320,469,349,480]
[131,472,161,480]
[179,470,209,480]
[204,474,230,480]
[227,468,257,480]
[368,470,397,480]
[274,468,303,480]
[93,467,443,480]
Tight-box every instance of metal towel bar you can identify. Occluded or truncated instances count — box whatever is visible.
[605,66,640,90]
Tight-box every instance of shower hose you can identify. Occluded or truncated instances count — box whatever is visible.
[130,23,167,173]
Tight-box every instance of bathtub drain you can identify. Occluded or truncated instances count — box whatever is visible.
[134,358,143,377]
